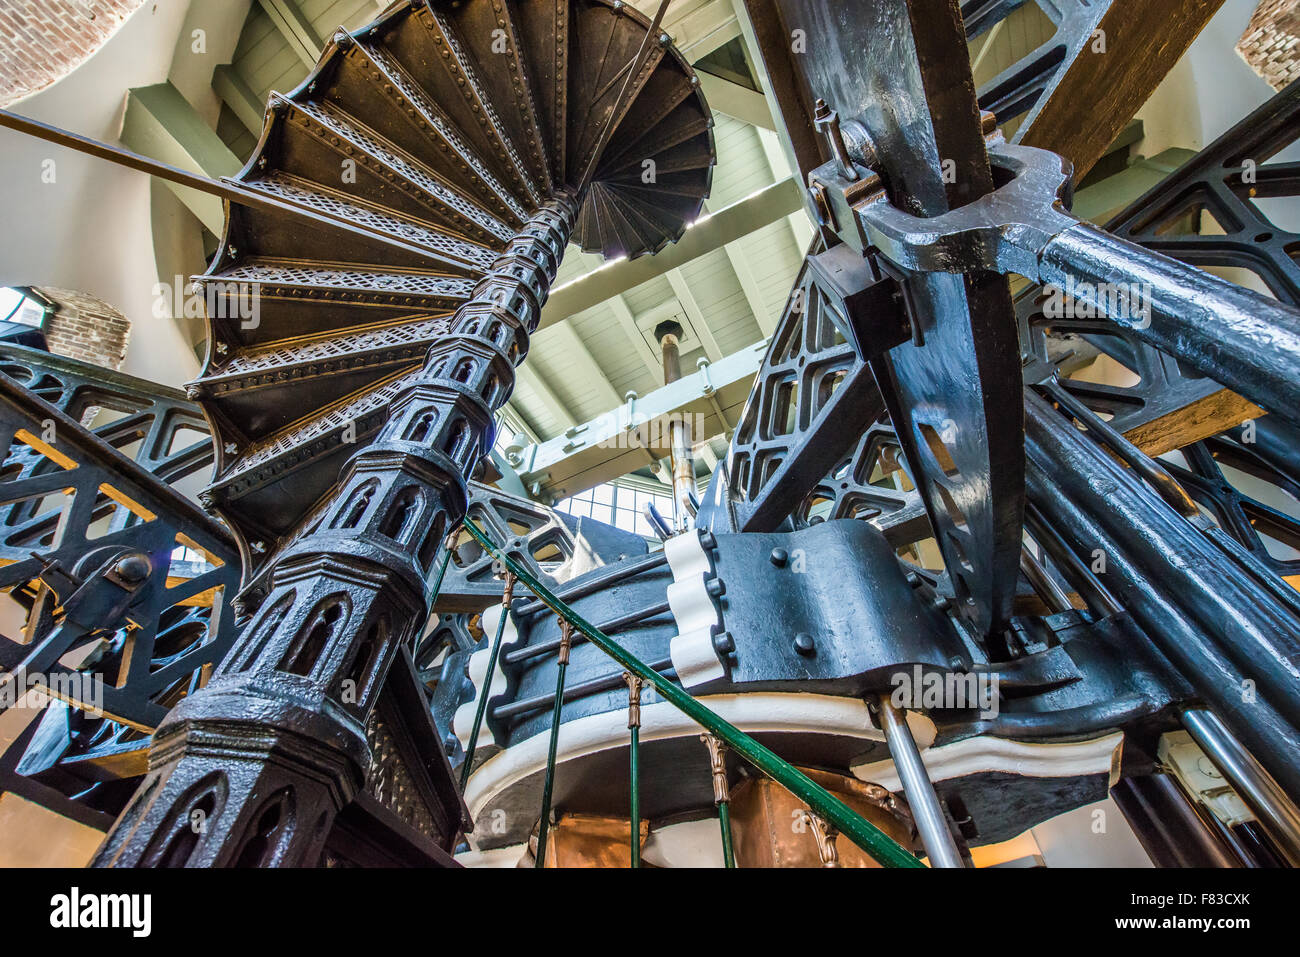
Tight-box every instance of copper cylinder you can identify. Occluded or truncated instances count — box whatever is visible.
[727,767,914,868]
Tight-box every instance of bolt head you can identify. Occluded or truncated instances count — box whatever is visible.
[112,554,151,584]
[769,547,789,568]
[793,633,815,656]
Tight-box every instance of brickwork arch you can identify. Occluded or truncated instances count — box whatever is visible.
[0,0,149,107]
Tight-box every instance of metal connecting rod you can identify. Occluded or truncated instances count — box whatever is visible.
[858,141,1300,430]
[1039,221,1300,430]
[1182,707,1300,867]
[535,616,573,868]
[875,696,965,868]
[1024,389,1300,800]
[461,573,516,789]
[624,672,643,868]
[701,732,737,868]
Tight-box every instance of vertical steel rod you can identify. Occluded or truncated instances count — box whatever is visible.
[624,672,643,868]
[876,696,965,868]
[1019,547,1073,614]
[460,573,515,790]
[1182,707,1300,867]
[657,323,695,530]
[534,617,573,868]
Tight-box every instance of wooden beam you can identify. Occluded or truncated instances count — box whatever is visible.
[1073,148,1195,225]
[608,294,665,381]
[256,0,324,68]
[732,0,824,184]
[696,70,774,130]
[502,402,541,445]
[120,82,243,235]
[546,320,625,411]
[1018,0,1226,180]
[516,363,577,433]
[212,64,264,138]
[666,269,723,361]
[1123,390,1263,459]
[755,123,816,254]
[632,0,741,60]
[723,238,776,336]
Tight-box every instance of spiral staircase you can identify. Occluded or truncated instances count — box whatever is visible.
[189,0,715,580]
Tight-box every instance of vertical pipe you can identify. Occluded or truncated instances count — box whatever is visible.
[1182,707,1300,867]
[876,696,965,868]
[701,732,736,867]
[656,320,695,530]
[460,573,515,790]
[535,617,573,868]
[624,672,643,868]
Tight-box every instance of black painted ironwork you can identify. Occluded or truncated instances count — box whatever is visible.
[6,0,1300,868]
[92,0,714,868]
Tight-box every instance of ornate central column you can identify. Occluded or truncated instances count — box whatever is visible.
[94,193,579,867]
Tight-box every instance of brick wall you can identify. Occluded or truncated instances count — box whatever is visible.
[1237,0,1300,91]
[36,286,132,370]
[0,0,149,107]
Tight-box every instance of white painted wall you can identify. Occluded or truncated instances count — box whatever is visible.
[1138,0,1287,158]
[1030,797,1154,867]
[0,1,199,387]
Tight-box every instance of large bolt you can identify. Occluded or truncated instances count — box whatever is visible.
[112,553,151,585]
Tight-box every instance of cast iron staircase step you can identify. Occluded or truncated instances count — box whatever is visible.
[194,262,471,347]
[197,315,451,442]
[239,172,498,273]
[339,35,532,224]
[273,96,516,245]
